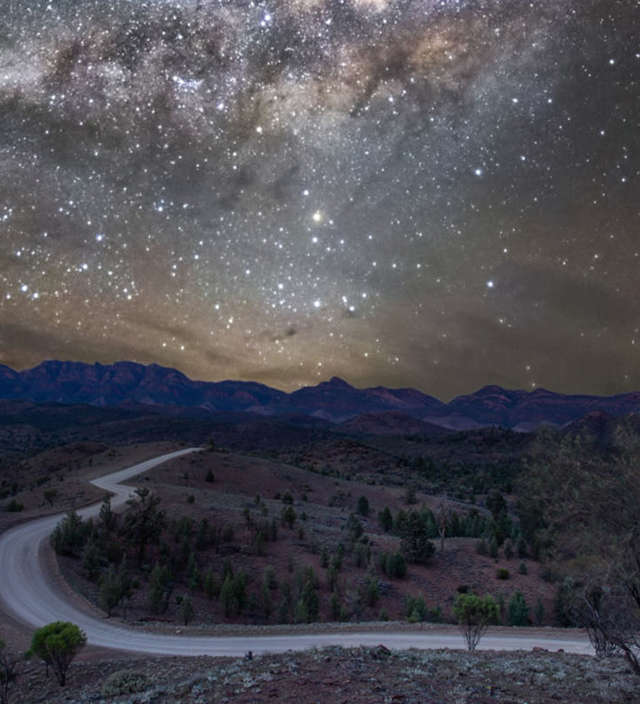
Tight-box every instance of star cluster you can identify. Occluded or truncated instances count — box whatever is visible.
[0,0,638,397]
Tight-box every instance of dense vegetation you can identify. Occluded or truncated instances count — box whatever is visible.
[518,421,640,672]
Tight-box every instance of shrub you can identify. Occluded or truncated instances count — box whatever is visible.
[295,574,319,623]
[496,568,510,580]
[43,489,58,506]
[5,499,23,513]
[406,595,427,622]
[281,505,296,529]
[205,469,215,482]
[399,511,435,565]
[453,593,499,651]
[516,535,528,558]
[378,507,393,532]
[99,563,131,617]
[203,569,220,600]
[330,593,341,620]
[101,670,150,697]
[221,572,247,617]
[264,565,278,591]
[365,577,380,607]
[148,563,173,614]
[180,595,194,625]
[508,591,529,626]
[187,495,195,504]
[405,485,417,505]
[345,513,363,541]
[29,622,86,687]
[50,511,87,556]
[489,535,499,559]
[518,561,528,575]
[476,538,488,555]
[379,551,407,579]
[357,496,370,517]
[503,539,514,560]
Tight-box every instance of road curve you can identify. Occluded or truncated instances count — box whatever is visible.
[0,449,593,656]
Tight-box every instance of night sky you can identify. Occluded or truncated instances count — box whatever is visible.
[0,0,638,398]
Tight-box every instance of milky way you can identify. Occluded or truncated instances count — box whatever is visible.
[0,0,638,397]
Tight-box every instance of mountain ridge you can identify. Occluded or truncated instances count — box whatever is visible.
[1,359,640,430]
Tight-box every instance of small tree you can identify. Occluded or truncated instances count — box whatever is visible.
[436,503,448,553]
[508,591,529,626]
[50,511,87,557]
[503,539,514,560]
[148,563,173,614]
[180,595,194,625]
[43,489,58,507]
[99,562,131,617]
[405,484,417,505]
[357,496,370,517]
[0,639,20,704]
[453,593,498,651]
[281,505,296,529]
[122,488,165,565]
[378,507,393,532]
[98,495,117,532]
[399,511,435,565]
[29,622,86,687]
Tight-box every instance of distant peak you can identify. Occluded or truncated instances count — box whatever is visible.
[474,385,508,395]
[323,376,353,389]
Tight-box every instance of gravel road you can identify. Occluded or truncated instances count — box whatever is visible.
[0,449,593,656]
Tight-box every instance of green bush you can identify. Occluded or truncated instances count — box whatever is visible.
[508,591,529,626]
[5,499,23,513]
[365,577,380,607]
[496,567,510,580]
[180,595,194,625]
[50,511,88,556]
[398,511,435,565]
[378,551,407,579]
[357,496,370,517]
[518,561,528,575]
[406,595,427,622]
[29,622,86,687]
[378,507,393,532]
[101,670,150,696]
[489,536,499,558]
[453,593,499,651]
[503,539,514,560]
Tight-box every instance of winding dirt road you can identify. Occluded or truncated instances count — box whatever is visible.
[0,449,593,656]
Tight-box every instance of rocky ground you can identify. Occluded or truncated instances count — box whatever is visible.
[11,646,638,704]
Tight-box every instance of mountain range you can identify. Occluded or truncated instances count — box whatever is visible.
[1,360,640,431]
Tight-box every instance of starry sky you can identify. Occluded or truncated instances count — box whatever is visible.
[0,0,638,398]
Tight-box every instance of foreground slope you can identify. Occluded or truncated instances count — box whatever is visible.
[0,449,590,656]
